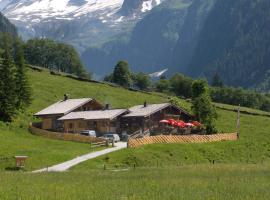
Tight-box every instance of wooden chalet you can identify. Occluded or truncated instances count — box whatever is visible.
[58,109,128,135]
[34,97,103,131]
[121,102,192,134]
[34,97,193,136]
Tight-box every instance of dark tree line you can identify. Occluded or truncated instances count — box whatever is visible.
[154,72,270,112]
[24,39,90,78]
[104,60,270,112]
[0,34,31,122]
[104,61,151,90]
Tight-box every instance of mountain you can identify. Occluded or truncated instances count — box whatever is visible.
[0,11,17,36]
[187,0,270,91]
[0,0,165,52]
[81,0,214,76]
[1,0,270,91]
[82,0,270,92]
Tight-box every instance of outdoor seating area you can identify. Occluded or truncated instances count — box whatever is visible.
[151,119,204,135]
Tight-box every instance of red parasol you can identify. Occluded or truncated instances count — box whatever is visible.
[192,121,202,127]
[185,123,195,127]
[176,120,186,128]
[168,119,177,126]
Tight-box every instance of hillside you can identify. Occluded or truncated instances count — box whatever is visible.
[1,67,270,171]
[0,67,270,199]
[0,0,166,52]
[82,0,197,75]
[73,108,270,169]
[82,0,270,92]
[0,12,17,36]
[0,67,165,171]
[188,0,270,91]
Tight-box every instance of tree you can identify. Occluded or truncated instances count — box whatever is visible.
[191,80,217,134]
[104,74,113,82]
[155,79,170,92]
[134,72,151,90]
[211,73,224,87]
[24,39,90,78]
[192,79,208,98]
[14,38,32,110]
[112,61,132,87]
[0,34,17,122]
[170,73,193,98]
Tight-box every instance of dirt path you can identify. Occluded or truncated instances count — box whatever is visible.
[33,142,127,173]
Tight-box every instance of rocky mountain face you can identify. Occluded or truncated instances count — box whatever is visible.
[187,0,270,91]
[1,0,270,91]
[0,11,17,37]
[0,0,165,52]
[82,0,270,91]
[82,0,214,76]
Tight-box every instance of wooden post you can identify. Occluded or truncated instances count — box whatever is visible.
[236,105,241,138]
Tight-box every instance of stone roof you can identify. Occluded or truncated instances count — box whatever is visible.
[123,103,171,118]
[35,98,92,116]
[58,109,127,121]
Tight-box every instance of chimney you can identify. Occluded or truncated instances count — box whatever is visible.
[64,94,69,101]
[144,101,147,107]
[105,104,110,110]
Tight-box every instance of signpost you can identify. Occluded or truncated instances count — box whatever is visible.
[236,105,240,138]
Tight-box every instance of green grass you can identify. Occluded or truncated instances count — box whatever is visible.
[0,68,166,171]
[0,164,269,199]
[1,68,270,199]
[72,108,270,170]
[214,102,270,116]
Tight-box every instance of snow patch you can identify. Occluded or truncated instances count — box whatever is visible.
[141,0,162,12]
[115,16,124,23]
[149,69,168,78]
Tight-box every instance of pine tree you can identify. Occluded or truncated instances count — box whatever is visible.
[14,38,32,109]
[0,34,17,122]
[191,80,217,134]
[211,73,224,88]
[112,61,132,87]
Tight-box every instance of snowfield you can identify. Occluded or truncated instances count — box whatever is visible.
[0,0,124,21]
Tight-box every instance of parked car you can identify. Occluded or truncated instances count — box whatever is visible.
[103,133,120,142]
[80,130,96,137]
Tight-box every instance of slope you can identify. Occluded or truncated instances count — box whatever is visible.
[0,67,166,171]
[188,0,270,91]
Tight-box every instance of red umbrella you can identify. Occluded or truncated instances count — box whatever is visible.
[176,121,186,128]
[168,119,177,126]
[192,121,202,127]
[185,123,195,127]
[159,119,169,124]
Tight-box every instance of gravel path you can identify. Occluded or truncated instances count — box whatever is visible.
[33,142,127,173]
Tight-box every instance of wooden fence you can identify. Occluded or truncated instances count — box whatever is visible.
[29,123,105,144]
[128,133,238,148]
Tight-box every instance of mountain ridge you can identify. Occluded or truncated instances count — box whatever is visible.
[0,0,165,52]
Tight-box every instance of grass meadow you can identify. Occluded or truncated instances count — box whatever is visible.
[0,164,269,199]
[0,68,270,199]
[0,68,165,171]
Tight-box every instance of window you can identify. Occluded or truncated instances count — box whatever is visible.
[79,122,84,128]
[69,123,73,129]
